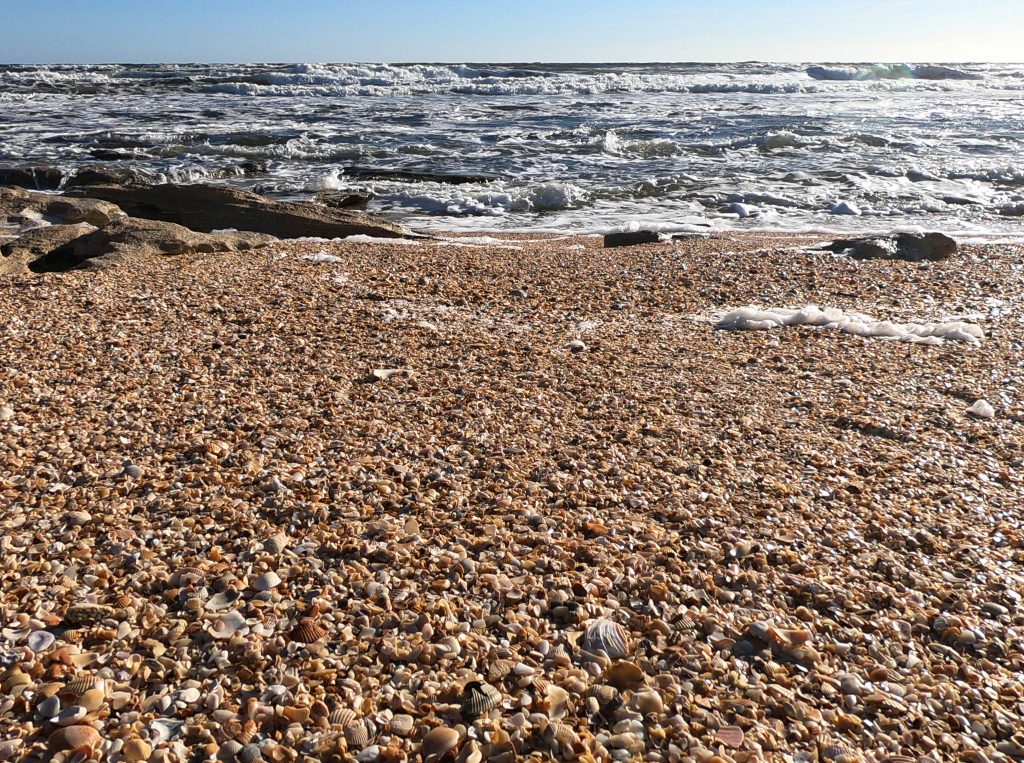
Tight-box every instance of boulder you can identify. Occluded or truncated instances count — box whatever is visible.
[0,166,65,190]
[69,183,412,239]
[0,187,126,227]
[2,217,276,274]
[0,224,96,275]
[823,232,957,262]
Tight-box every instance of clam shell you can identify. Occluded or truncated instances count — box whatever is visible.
[48,725,101,751]
[61,676,105,699]
[589,684,621,707]
[630,689,664,715]
[545,684,572,720]
[822,743,859,762]
[546,721,580,746]
[65,603,114,626]
[715,725,745,748]
[388,714,415,736]
[252,571,282,591]
[344,719,375,748]
[604,661,645,691]
[210,610,247,639]
[460,681,502,718]
[290,618,327,644]
[205,590,240,611]
[28,630,55,653]
[422,726,460,762]
[582,618,631,658]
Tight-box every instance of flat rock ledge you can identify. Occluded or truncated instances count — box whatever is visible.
[69,183,412,240]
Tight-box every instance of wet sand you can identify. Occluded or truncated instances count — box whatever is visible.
[1,233,1023,762]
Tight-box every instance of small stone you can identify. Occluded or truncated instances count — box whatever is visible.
[567,340,587,353]
[0,406,13,421]
[57,705,88,725]
[604,230,661,248]
[123,464,143,479]
[509,288,528,298]
[262,533,290,554]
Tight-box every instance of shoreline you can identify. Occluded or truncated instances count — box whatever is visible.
[2,230,1023,761]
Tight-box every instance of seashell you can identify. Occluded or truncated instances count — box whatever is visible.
[38,694,62,719]
[210,610,247,639]
[456,740,483,763]
[344,719,374,748]
[604,661,645,691]
[630,689,664,715]
[582,618,631,658]
[57,705,88,726]
[60,628,85,644]
[422,726,460,762]
[252,571,282,591]
[239,743,263,763]
[48,725,101,751]
[290,618,327,644]
[149,718,185,745]
[123,737,153,762]
[28,630,56,653]
[715,725,744,748]
[35,682,64,699]
[65,604,114,626]
[546,721,580,746]
[78,688,106,712]
[63,510,92,526]
[330,708,357,728]
[486,659,516,683]
[821,743,859,762]
[205,590,240,611]
[545,684,572,720]
[768,627,812,648]
[114,595,135,609]
[388,714,415,736]
[460,681,502,718]
[262,533,291,554]
[61,676,105,699]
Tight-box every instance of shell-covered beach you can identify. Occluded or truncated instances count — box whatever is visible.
[2,232,1023,762]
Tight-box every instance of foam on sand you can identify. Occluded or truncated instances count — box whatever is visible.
[716,305,984,345]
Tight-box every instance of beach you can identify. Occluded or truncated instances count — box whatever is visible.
[2,231,1023,762]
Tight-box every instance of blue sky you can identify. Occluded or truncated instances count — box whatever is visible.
[3,0,1022,63]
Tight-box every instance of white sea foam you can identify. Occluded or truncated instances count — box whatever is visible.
[716,305,985,345]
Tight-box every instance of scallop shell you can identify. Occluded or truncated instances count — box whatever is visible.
[422,726,460,763]
[546,721,580,746]
[582,618,631,658]
[344,719,375,748]
[589,684,620,707]
[821,743,859,762]
[460,681,502,718]
[715,725,745,748]
[61,676,105,699]
[290,618,327,644]
[329,708,357,728]
[604,661,645,691]
[486,659,516,683]
[206,590,241,611]
[65,604,114,626]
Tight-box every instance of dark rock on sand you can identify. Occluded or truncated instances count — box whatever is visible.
[342,167,500,185]
[70,183,412,239]
[604,230,663,248]
[1,224,96,275]
[317,192,373,210]
[823,232,957,261]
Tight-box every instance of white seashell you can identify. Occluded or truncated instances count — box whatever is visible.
[57,705,88,725]
[28,630,55,653]
[583,618,631,658]
[513,662,535,676]
[253,571,282,591]
[178,687,201,704]
[967,399,995,420]
[206,590,240,611]
[149,718,185,745]
[210,610,247,639]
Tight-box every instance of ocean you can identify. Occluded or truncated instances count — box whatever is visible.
[2,62,1023,235]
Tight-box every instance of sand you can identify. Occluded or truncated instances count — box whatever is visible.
[1,232,1023,763]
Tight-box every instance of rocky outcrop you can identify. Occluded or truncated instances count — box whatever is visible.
[0,166,65,190]
[823,232,957,261]
[0,224,96,275]
[69,183,412,239]
[0,187,126,227]
[1,217,275,274]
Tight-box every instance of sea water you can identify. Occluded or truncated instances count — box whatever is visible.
[2,61,1023,234]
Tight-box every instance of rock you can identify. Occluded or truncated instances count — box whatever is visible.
[509,288,528,298]
[1,224,97,275]
[69,183,412,240]
[0,407,14,421]
[0,187,126,228]
[317,192,373,210]
[604,230,662,248]
[343,167,500,185]
[0,166,65,190]
[831,201,862,216]
[567,340,587,353]
[822,233,957,262]
[967,399,995,420]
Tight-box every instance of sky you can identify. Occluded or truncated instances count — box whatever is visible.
[3,0,1023,64]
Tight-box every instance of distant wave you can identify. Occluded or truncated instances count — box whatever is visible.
[807,64,983,82]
